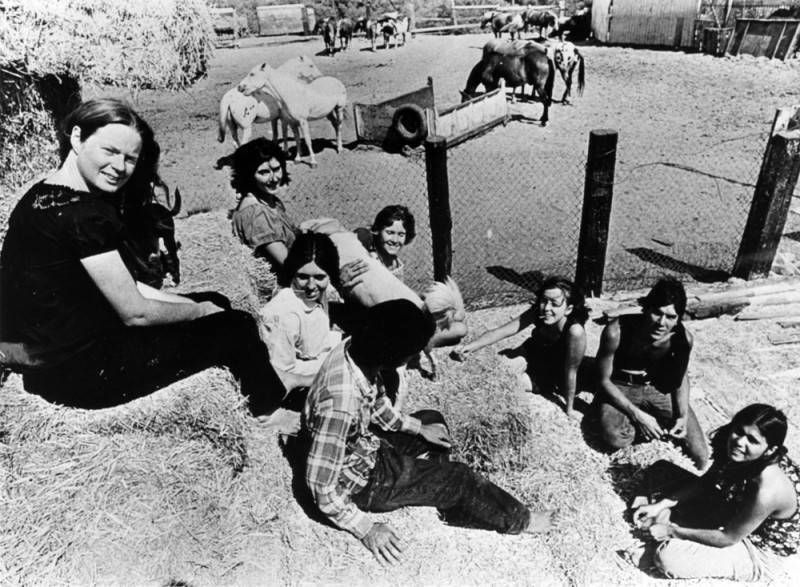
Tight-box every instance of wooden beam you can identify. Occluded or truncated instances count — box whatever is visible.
[575,129,618,297]
[425,136,453,281]
[732,107,800,280]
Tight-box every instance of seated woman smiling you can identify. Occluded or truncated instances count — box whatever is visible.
[259,233,342,388]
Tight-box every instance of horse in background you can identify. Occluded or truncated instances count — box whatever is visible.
[218,56,322,148]
[481,11,523,40]
[237,64,347,167]
[316,17,337,54]
[549,41,585,104]
[337,18,354,51]
[379,13,409,48]
[462,40,554,125]
[523,9,557,39]
[354,16,379,51]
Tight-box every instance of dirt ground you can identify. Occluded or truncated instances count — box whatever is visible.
[123,32,800,302]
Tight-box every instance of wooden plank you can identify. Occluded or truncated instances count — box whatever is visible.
[434,86,507,143]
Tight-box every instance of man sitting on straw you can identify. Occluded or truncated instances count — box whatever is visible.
[300,299,554,564]
[593,277,709,469]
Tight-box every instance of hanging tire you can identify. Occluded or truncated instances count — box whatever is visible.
[391,103,428,146]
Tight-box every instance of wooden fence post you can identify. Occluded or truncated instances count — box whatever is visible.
[575,129,618,297]
[425,135,453,282]
[732,107,800,280]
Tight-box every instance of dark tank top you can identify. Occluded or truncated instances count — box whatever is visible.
[612,314,690,391]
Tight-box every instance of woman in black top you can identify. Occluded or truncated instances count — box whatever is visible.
[0,98,297,429]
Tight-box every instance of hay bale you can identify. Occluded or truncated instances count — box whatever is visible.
[0,0,214,92]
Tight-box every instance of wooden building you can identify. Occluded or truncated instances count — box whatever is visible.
[256,4,315,36]
[592,0,701,47]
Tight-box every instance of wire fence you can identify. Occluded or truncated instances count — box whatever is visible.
[602,130,769,292]
[443,123,586,308]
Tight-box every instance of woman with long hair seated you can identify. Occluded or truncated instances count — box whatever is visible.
[633,403,799,581]
[0,98,296,429]
[259,232,342,388]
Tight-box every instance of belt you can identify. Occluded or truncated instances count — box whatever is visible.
[612,370,651,385]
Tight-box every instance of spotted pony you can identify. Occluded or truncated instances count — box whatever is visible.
[550,41,585,104]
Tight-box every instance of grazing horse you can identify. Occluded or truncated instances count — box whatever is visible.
[551,9,592,41]
[337,18,354,50]
[218,56,322,148]
[523,9,557,39]
[237,64,347,166]
[461,41,554,126]
[379,15,408,48]
[354,17,379,51]
[549,41,585,104]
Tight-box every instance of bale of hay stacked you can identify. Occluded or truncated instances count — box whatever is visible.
[0,0,215,240]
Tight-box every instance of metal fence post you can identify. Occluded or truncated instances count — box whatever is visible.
[733,107,800,280]
[425,135,452,282]
[575,129,618,297]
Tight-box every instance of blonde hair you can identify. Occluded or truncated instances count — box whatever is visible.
[422,276,465,325]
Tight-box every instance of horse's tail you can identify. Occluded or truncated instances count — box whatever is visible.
[218,92,231,143]
[576,50,585,96]
[545,53,555,104]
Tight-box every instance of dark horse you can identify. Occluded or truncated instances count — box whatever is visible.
[461,41,555,126]
[337,18,354,51]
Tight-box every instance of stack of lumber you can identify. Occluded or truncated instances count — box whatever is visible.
[602,277,800,324]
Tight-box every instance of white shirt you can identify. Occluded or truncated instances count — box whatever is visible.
[259,288,342,378]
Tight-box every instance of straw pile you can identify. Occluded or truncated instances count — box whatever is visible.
[0,0,214,91]
[0,0,215,241]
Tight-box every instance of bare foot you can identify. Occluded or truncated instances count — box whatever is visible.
[256,408,301,435]
[523,509,557,533]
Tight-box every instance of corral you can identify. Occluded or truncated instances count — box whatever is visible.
[3,21,800,586]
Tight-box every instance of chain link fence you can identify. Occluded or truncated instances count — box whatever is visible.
[602,130,769,292]
[443,123,586,308]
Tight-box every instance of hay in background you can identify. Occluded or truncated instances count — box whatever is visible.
[0,0,214,92]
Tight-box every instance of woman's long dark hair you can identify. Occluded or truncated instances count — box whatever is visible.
[60,98,161,211]
[215,137,289,200]
[279,232,340,289]
[708,403,788,481]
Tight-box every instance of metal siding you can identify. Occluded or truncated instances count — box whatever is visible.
[608,0,700,47]
[592,0,613,42]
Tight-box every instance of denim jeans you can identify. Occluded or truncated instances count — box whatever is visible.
[23,292,286,415]
[352,410,531,534]
[594,380,708,467]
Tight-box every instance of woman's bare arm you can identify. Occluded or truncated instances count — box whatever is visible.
[82,251,221,326]
[560,323,587,414]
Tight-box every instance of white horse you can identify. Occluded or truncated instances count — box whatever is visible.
[218,56,322,148]
[237,63,346,167]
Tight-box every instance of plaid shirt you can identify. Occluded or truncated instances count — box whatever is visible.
[302,340,421,539]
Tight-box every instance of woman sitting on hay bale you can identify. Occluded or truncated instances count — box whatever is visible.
[218,138,468,359]
[0,98,299,430]
[259,232,342,388]
[631,403,799,581]
[451,275,588,417]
